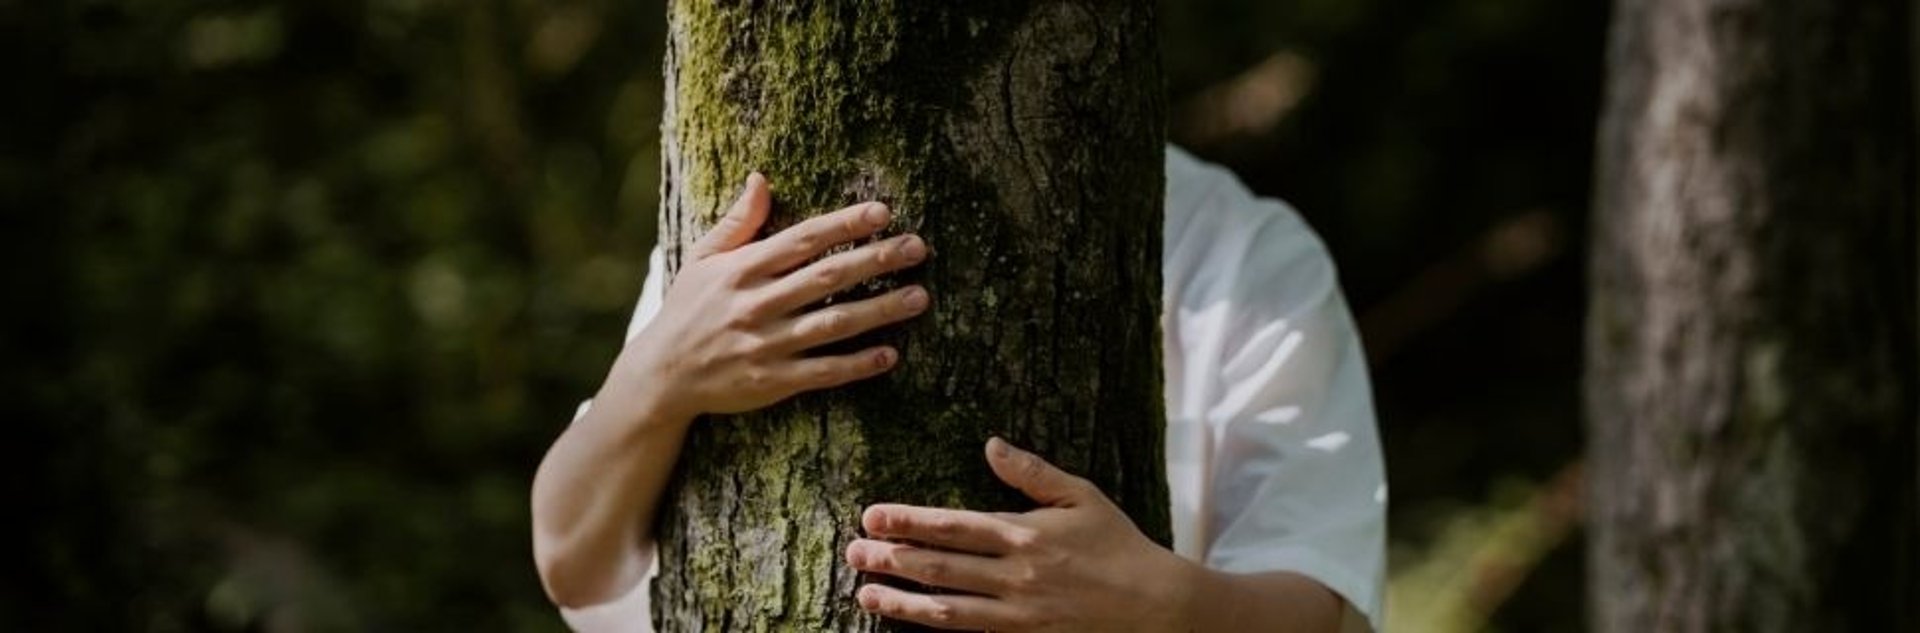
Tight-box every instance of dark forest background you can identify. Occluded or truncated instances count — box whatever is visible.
[4,0,1606,630]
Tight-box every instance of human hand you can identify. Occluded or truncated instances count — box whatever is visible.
[845,438,1197,632]
[608,173,930,427]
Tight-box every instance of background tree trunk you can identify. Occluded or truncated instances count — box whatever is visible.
[1587,0,1918,631]
[651,2,1168,630]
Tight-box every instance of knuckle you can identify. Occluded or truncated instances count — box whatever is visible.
[682,350,718,377]
[927,601,956,624]
[810,265,842,293]
[1020,455,1047,481]
[798,312,836,341]
[1005,527,1040,551]
[749,333,780,356]
[821,309,848,336]
[918,557,948,583]
[723,340,756,364]
[743,366,781,394]
[887,548,914,574]
[712,259,750,286]
[810,361,840,386]
[1010,565,1042,592]
[1037,549,1070,572]
[724,304,759,330]
[793,230,823,257]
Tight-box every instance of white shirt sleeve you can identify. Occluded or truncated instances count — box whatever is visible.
[558,567,654,633]
[1161,147,1387,632]
[560,155,1387,632]
[624,247,669,345]
[557,248,668,633]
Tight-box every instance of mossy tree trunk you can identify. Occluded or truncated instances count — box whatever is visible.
[650,2,1168,630]
[1586,0,1918,630]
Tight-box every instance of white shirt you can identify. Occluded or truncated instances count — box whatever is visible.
[565,146,1387,632]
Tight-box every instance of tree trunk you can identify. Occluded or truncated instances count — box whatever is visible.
[1586,0,1919,631]
[650,2,1168,630]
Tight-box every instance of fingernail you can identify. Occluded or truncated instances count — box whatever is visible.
[901,286,928,312]
[989,437,1011,459]
[898,235,926,262]
[876,347,898,368]
[864,203,890,226]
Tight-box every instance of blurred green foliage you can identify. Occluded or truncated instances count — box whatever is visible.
[6,0,1605,630]
[10,0,660,628]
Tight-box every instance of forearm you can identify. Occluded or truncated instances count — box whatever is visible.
[1178,564,1344,633]
[531,351,691,608]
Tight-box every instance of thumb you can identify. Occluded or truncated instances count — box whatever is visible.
[986,437,1091,507]
[689,172,770,261]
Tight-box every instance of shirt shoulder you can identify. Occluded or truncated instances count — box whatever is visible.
[1162,145,1340,330]
[1160,146,1385,632]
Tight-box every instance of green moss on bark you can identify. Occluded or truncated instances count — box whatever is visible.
[653,2,1168,630]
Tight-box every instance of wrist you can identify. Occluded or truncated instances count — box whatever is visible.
[1146,545,1208,631]
[598,346,696,436]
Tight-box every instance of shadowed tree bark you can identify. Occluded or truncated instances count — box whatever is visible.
[1587,0,1918,631]
[650,2,1169,630]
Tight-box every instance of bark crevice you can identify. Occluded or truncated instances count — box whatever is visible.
[653,3,1168,630]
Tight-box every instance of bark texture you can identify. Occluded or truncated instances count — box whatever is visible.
[1587,0,1918,631]
[651,2,1168,630]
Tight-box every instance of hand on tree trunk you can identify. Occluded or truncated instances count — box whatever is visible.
[532,174,933,609]
[611,173,931,426]
[844,437,1198,632]
[653,2,1172,627]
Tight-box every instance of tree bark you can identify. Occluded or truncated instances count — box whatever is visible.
[651,2,1168,630]
[1587,0,1919,631]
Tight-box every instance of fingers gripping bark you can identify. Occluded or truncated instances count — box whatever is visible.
[781,347,900,393]
[743,201,893,274]
[760,234,928,316]
[775,285,929,353]
[987,437,1097,507]
[844,539,1006,596]
[623,174,927,419]
[860,504,1027,555]
[854,584,1027,631]
[689,172,771,261]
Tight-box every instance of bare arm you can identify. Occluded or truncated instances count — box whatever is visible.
[1181,568,1344,633]
[531,174,931,608]
[530,358,692,608]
